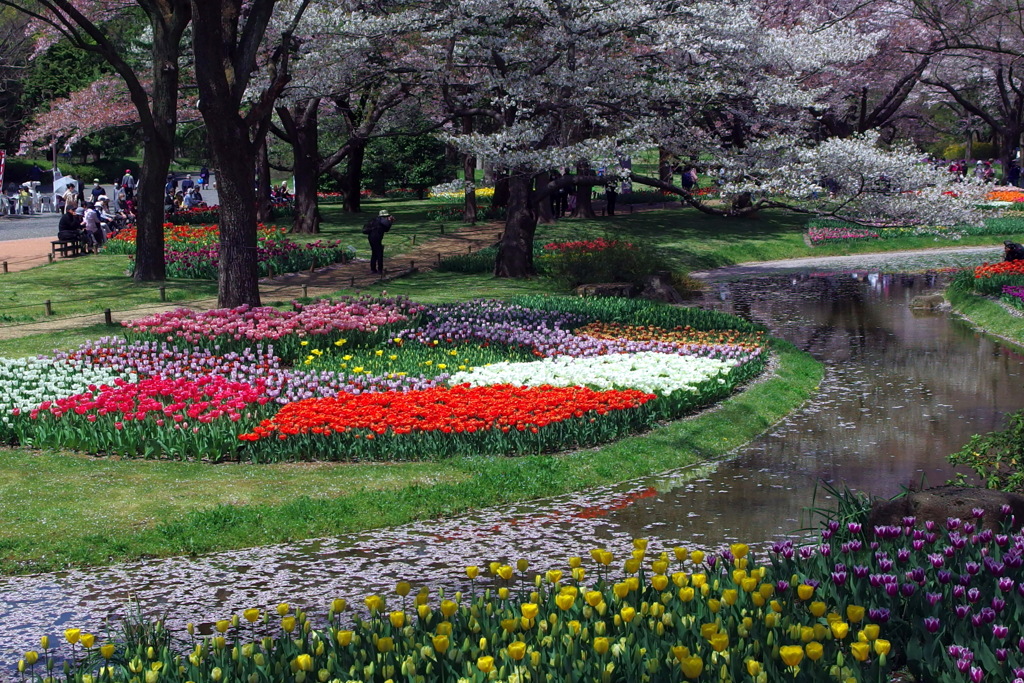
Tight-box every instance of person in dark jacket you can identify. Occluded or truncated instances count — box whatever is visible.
[1004,241,1024,262]
[364,209,394,273]
[56,205,83,242]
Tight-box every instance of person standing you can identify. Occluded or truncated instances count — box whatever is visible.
[605,180,618,216]
[363,209,394,273]
[180,174,195,192]
[90,179,106,203]
[199,166,209,189]
[120,169,137,200]
[62,183,79,212]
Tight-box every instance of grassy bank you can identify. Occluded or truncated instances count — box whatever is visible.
[0,340,821,575]
[946,286,1024,349]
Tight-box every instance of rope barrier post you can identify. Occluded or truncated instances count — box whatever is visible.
[44,300,52,316]
[104,309,112,325]
[412,234,416,245]
[48,253,54,264]
[309,256,316,273]
[410,260,414,270]
[2,261,7,274]
[301,284,308,299]
[268,262,274,278]
[350,276,355,288]
[440,224,445,234]
[159,286,166,302]
[437,253,442,265]
[468,245,472,254]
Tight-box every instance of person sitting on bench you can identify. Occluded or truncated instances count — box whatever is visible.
[57,205,84,243]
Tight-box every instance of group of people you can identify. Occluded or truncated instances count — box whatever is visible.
[56,180,129,251]
[164,172,209,216]
[1005,241,1024,262]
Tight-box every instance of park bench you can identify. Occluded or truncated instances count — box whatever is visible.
[51,239,84,258]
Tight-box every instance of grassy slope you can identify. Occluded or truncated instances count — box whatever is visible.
[946,287,1024,348]
[0,341,820,574]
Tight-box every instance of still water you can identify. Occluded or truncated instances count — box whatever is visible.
[1,261,1023,672]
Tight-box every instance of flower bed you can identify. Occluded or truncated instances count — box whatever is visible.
[806,218,1024,245]
[1002,285,1024,308]
[972,261,1024,296]
[30,536,905,683]
[106,224,352,279]
[3,296,767,462]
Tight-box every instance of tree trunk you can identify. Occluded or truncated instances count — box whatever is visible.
[576,162,597,218]
[462,116,476,223]
[535,171,554,223]
[291,104,320,233]
[494,171,537,277]
[255,134,272,223]
[492,170,509,208]
[658,147,674,184]
[212,128,261,307]
[343,142,365,213]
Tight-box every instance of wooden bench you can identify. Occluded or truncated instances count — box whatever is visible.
[51,239,84,258]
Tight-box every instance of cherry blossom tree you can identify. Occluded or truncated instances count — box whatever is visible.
[0,0,191,281]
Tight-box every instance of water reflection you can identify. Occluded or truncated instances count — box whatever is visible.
[0,267,1022,674]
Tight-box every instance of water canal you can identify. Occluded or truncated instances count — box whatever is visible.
[2,253,1023,673]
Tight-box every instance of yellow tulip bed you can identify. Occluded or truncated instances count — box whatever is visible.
[20,542,894,683]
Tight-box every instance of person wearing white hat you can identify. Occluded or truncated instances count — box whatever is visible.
[363,209,395,274]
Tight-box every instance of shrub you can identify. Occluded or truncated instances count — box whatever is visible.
[540,238,675,288]
[948,409,1024,492]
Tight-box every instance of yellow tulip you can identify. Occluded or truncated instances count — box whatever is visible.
[243,608,260,623]
[678,587,695,602]
[498,587,510,600]
[690,551,705,565]
[700,623,719,640]
[521,603,539,620]
[710,633,729,652]
[568,556,582,568]
[585,591,604,607]
[652,575,669,592]
[211,667,223,682]
[862,624,880,641]
[721,589,738,606]
[599,551,613,566]
[779,645,804,667]
[545,570,562,584]
[730,543,749,559]
[620,606,636,623]
[831,621,850,640]
[625,577,639,592]
[624,558,641,574]
[517,559,529,572]
[874,639,891,656]
[389,612,405,629]
[365,595,385,614]
[651,560,669,575]
[691,574,706,588]
[276,603,290,616]
[770,600,783,613]
[850,641,870,662]
[477,656,495,673]
[23,651,38,666]
[613,583,629,599]
[555,593,575,611]
[281,617,296,633]
[759,583,775,598]
[572,567,586,582]
[707,599,721,613]
[64,629,81,645]
[418,604,431,620]
[436,622,452,636]
[800,626,814,643]
[633,538,648,550]
[741,577,758,593]
[846,605,865,623]
[501,619,518,633]
[498,565,514,580]
[746,660,762,676]
[508,641,527,661]
[80,634,95,649]
[680,656,704,679]
[100,644,115,660]
[797,584,815,600]
[376,637,394,653]
[39,637,49,651]
[671,645,690,662]
[806,642,824,661]
[336,631,353,647]
[465,566,479,579]
[440,600,458,618]
[395,581,411,597]
[294,654,313,672]
[432,635,449,654]
[593,637,610,655]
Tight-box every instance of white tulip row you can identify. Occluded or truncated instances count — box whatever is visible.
[448,351,736,396]
[0,357,134,426]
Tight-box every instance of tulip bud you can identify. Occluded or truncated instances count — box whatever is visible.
[40,637,49,651]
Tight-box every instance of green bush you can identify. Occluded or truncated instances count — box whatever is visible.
[539,239,674,289]
[948,408,1024,491]
[942,141,995,161]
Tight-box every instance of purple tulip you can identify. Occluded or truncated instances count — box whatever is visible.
[994,624,1010,639]
[924,616,941,633]
[967,587,982,603]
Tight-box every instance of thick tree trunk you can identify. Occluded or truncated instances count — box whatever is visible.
[535,171,554,223]
[291,106,320,233]
[133,16,186,282]
[342,142,365,213]
[494,171,537,277]
[492,170,509,208]
[576,162,597,218]
[658,147,674,184]
[212,128,261,307]
[255,134,272,223]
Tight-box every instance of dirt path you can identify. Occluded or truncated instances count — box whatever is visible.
[0,223,504,341]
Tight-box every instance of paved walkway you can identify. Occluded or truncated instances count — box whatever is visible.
[0,222,504,341]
